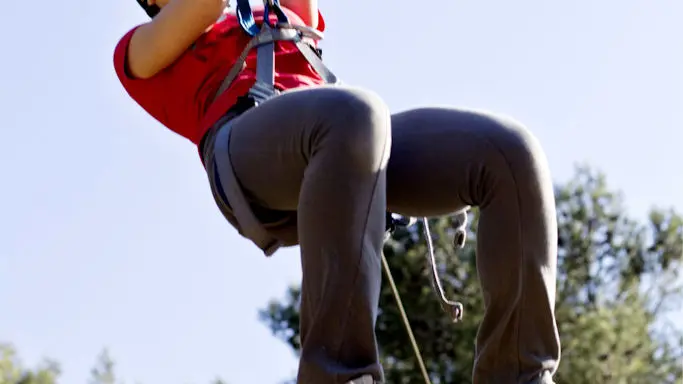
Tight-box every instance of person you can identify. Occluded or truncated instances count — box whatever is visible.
[113,0,562,382]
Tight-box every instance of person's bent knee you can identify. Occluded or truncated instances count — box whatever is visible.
[310,86,392,169]
[311,86,390,140]
[486,114,549,179]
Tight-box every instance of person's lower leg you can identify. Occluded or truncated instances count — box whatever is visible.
[466,121,560,384]
[384,108,561,383]
[295,90,391,383]
[473,164,559,383]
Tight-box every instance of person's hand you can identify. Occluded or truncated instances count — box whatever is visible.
[147,0,169,7]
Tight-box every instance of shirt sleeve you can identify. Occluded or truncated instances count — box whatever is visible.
[317,9,326,32]
[113,26,170,127]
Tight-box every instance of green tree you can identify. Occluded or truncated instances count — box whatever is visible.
[0,344,60,384]
[86,349,228,384]
[260,165,683,383]
[0,345,228,384]
[89,349,119,384]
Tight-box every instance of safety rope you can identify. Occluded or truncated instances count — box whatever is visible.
[383,213,469,384]
[381,252,432,384]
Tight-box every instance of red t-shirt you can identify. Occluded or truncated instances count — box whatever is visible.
[113,7,327,146]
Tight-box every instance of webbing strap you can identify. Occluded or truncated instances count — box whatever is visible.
[213,118,282,256]
[211,25,305,104]
[294,39,338,84]
[235,0,259,36]
[250,23,279,104]
[211,15,339,105]
[247,25,339,104]
[209,2,340,257]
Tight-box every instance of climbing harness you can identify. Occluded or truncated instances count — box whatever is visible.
[211,0,339,105]
[137,0,470,381]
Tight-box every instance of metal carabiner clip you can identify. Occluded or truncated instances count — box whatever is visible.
[263,0,290,28]
[422,217,465,323]
[236,0,290,36]
[386,211,467,323]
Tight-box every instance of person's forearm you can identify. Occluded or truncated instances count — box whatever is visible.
[280,0,318,28]
[128,0,225,79]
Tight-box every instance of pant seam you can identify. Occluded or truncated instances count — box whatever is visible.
[330,107,391,382]
[467,124,528,381]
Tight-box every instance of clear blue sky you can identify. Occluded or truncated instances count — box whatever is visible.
[1,1,681,383]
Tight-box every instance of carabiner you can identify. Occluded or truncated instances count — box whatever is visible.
[236,0,259,36]
[236,0,290,36]
[264,0,289,28]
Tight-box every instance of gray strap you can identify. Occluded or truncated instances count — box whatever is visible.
[212,23,339,104]
[285,23,339,84]
[256,25,276,85]
[213,119,282,256]
[248,24,280,104]
[294,40,339,85]
[207,22,340,258]
[247,33,339,103]
[211,26,302,104]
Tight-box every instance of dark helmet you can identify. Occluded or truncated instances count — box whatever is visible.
[136,0,161,18]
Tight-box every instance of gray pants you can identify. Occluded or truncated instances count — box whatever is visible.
[204,85,561,384]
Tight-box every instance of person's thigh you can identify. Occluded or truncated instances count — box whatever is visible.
[387,106,526,216]
[216,85,392,383]
[221,84,387,212]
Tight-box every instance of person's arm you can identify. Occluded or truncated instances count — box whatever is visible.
[127,0,226,79]
[280,0,318,28]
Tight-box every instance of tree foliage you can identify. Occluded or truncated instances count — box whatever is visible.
[88,349,118,384]
[260,165,683,383]
[0,344,227,384]
[0,344,60,384]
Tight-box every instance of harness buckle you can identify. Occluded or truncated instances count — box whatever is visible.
[248,81,281,105]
